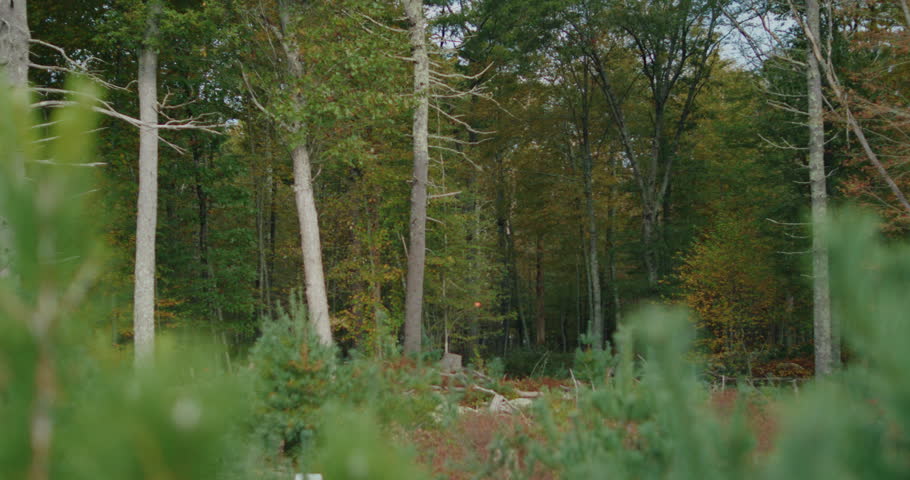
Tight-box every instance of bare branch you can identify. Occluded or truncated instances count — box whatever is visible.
[429,144,483,171]
[429,102,494,135]
[429,191,462,199]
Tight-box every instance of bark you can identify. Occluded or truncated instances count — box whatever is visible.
[276,1,332,345]
[470,181,481,353]
[534,235,545,346]
[495,154,517,354]
[253,133,271,318]
[578,83,604,349]
[575,253,582,349]
[607,153,622,341]
[133,0,161,366]
[0,0,29,87]
[796,1,910,215]
[583,149,603,350]
[807,0,833,377]
[569,64,604,349]
[193,144,210,276]
[0,0,29,280]
[269,175,277,287]
[402,0,429,355]
[292,144,332,345]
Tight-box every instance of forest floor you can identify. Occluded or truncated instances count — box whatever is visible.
[405,382,780,479]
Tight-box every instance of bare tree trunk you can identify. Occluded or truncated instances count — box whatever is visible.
[292,144,332,345]
[607,153,621,341]
[253,133,271,320]
[795,1,910,215]
[583,142,604,350]
[534,234,545,346]
[0,0,29,87]
[575,252,582,349]
[0,0,29,280]
[470,183,481,353]
[807,0,833,377]
[274,1,333,345]
[133,0,161,366]
[402,0,429,355]
[641,210,659,288]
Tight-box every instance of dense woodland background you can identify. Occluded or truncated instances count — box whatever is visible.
[1,0,907,373]
[3,0,910,479]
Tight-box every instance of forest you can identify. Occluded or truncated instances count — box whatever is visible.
[2,0,910,478]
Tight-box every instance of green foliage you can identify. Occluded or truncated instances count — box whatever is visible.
[311,406,430,480]
[678,214,787,356]
[573,345,616,385]
[499,307,754,480]
[777,208,910,479]
[249,297,444,458]
[486,210,910,479]
[501,349,574,378]
[335,354,442,429]
[249,295,338,455]
[0,80,249,480]
[54,344,250,480]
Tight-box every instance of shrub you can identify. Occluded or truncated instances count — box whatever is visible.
[248,295,337,455]
[487,209,910,480]
[0,79,250,480]
[573,345,616,385]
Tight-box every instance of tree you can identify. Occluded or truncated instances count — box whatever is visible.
[402,0,430,355]
[832,1,910,230]
[804,0,832,376]
[240,0,341,345]
[572,0,725,291]
[0,0,29,87]
[133,0,161,365]
[0,0,30,280]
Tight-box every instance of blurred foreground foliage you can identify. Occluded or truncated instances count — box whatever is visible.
[0,81,426,480]
[484,208,910,480]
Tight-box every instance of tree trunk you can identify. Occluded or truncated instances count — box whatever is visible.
[575,252,583,349]
[0,0,29,280]
[642,208,660,289]
[402,0,429,355]
[470,181,481,353]
[292,144,332,345]
[133,0,161,366]
[607,153,621,343]
[807,0,833,377]
[0,0,29,87]
[253,134,271,319]
[193,145,210,274]
[534,234,545,346]
[276,1,333,345]
[583,144,604,350]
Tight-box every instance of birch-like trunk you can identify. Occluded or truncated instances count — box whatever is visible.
[0,0,29,279]
[133,0,161,366]
[402,0,429,355]
[583,149,604,350]
[0,0,29,87]
[292,144,332,345]
[276,1,332,345]
[806,0,833,377]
